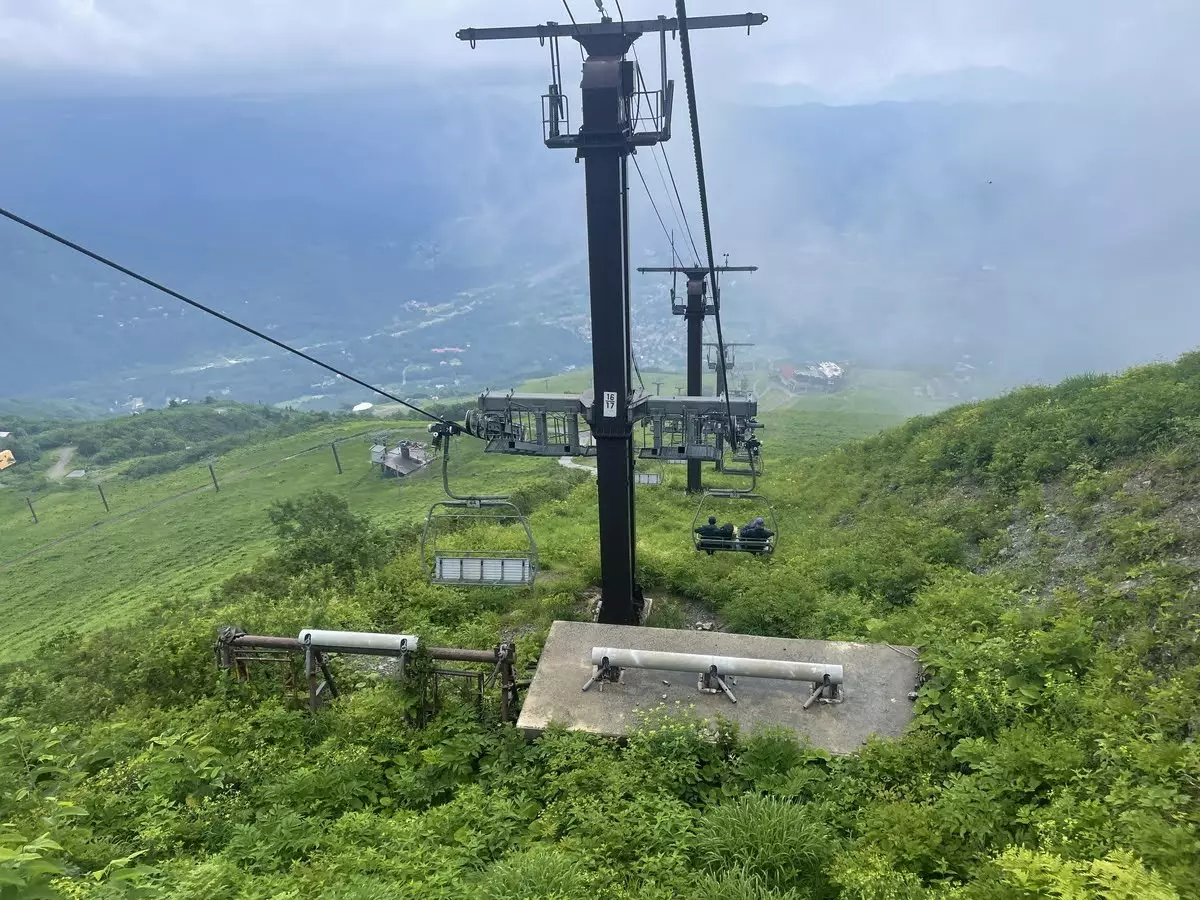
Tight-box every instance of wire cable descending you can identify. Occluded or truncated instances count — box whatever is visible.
[651,145,698,265]
[631,152,679,265]
[675,0,737,447]
[622,3,701,267]
[658,146,702,265]
[0,205,458,428]
[562,0,586,60]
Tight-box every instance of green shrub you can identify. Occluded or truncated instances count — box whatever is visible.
[474,846,596,899]
[693,794,836,893]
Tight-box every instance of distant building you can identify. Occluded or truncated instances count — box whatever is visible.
[778,361,845,393]
[371,440,432,478]
[0,431,11,439]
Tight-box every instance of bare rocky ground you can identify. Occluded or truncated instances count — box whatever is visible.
[982,463,1200,601]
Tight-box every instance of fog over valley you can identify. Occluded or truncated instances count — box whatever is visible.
[2,0,1197,408]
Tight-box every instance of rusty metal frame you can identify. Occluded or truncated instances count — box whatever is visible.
[215,628,521,723]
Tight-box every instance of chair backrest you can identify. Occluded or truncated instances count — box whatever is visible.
[433,555,533,585]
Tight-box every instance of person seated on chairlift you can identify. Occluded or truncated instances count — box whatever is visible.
[739,515,774,550]
[695,516,735,553]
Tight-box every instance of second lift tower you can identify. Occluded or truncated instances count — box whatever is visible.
[638,264,756,492]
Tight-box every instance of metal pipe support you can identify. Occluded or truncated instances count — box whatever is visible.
[590,647,843,684]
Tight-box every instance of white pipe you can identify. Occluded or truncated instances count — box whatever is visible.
[590,647,842,685]
[299,629,420,655]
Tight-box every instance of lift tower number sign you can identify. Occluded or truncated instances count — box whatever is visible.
[603,391,617,417]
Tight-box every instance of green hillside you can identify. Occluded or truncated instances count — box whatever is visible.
[1,355,1198,897]
[0,394,899,661]
[0,416,573,661]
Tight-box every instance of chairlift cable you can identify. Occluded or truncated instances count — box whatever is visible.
[659,147,702,265]
[624,2,701,266]
[631,153,679,267]
[675,0,737,448]
[0,205,459,429]
[651,146,698,265]
[561,0,586,60]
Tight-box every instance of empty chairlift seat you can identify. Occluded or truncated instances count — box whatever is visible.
[423,500,539,587]
[432,552,534,586]
[419,427,540,588]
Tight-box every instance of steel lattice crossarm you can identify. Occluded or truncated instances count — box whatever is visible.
[638,264,758,317]
[456,14,767,45]
[457,14,767,151]
[464,390,759,459]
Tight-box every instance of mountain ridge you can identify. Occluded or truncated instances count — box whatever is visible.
[3,91,1198,405]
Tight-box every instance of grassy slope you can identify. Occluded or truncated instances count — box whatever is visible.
[0,356,1198,897]
[0,377,907,661]
[0,420,568,660]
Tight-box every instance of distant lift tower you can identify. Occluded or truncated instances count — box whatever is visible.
[457,10,766,625]
[638,264,756,492]
[706,342,755,398]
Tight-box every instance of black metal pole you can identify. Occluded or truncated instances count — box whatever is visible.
[209,464,220,492]
[454,11,766,626]
[26,497,37,524]
[685,272,705,493]
[622,153,641,609]
[330,442,343,475]
[580,39,638,626]
[98,484,109,512]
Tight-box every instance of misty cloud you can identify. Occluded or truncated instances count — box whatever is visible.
[1,1,1196,102]
[2,0,1199,400]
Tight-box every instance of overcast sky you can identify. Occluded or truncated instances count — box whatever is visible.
[2,0,1197,102]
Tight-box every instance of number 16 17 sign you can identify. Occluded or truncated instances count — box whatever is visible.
[602,391,617,417]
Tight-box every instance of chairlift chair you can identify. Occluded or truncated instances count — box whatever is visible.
[691,474,778,556]
[634,457,665,487]
[420,427,537,586]
[717,426,763,476]
[718,442,764,477]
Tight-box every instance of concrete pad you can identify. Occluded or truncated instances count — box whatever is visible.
[518,621,921,755]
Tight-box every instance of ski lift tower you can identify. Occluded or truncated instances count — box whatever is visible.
[706,341,755,398]
[638,264,756,492]
[457,9,766,626]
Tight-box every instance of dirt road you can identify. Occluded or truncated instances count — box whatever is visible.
[47,446,76,480]
[558,457,596,477]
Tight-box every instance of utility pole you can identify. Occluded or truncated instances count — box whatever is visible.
[457,11,766,625]
[638,264,756,492]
